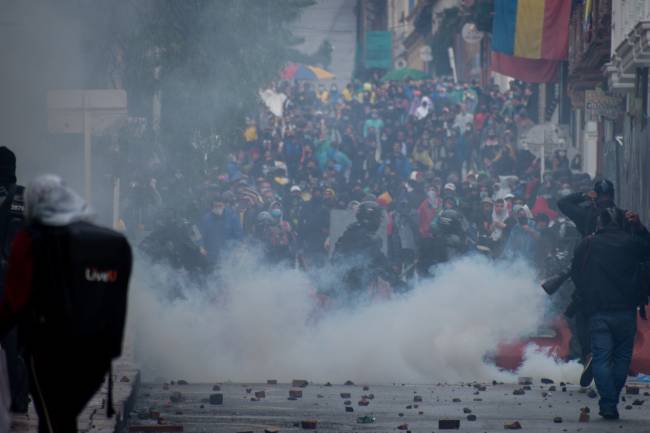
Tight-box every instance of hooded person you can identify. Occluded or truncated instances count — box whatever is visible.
[491,198,509,242]
[0,174,132,433]
[0,147,28,414]
[414,96,432,120]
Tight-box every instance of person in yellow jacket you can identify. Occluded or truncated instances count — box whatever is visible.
[412,141,434,171]
[342,84,353,102]
[244,119,257,142]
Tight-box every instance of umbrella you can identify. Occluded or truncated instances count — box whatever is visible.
[381,68,429,81]
[281,63,335,80]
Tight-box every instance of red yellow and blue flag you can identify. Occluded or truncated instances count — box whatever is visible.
[492,0,571,60]
[491,0,571,82]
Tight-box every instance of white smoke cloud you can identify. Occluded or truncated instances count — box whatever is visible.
[130,250,578,384]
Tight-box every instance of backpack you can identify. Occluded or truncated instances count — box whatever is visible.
[28,221,132,360]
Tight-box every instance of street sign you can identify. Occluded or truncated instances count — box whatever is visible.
[365,31,392,69]
[47,90,127,134]
[585,88,624,121]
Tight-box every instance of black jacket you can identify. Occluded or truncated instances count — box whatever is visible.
[332,222,393,292]
[571,226,650,315]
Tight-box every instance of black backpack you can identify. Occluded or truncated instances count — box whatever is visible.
[29,221,132,360]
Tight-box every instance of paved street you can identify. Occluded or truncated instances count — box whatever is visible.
[130,379,650,432]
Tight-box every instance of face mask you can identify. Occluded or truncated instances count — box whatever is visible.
[427,190,438,203]
[213,206,225,216]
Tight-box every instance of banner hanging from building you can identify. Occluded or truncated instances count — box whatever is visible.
[490,0,570,83]
[490,52,559,83]
[365,31,392,69]
[492,0,570,60]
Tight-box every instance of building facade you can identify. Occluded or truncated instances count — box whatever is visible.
[605,0,650,222]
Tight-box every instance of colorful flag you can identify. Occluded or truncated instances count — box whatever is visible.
[491,52,559,83]
[492,0,571,60]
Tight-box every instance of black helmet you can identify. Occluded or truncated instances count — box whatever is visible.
[356,201,382,232]
[594,179,614,196]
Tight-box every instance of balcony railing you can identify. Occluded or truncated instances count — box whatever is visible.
[612,0,650,53]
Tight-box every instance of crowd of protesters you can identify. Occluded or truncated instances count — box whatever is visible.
[126,75,593,284]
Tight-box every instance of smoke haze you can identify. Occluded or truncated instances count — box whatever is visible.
[130,251,578,384]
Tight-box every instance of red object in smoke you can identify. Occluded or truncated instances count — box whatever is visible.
[494,317,571,371]
[495,315,650,374]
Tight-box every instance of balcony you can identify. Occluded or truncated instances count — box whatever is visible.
[606,0,650,92]
[568,0,612,93]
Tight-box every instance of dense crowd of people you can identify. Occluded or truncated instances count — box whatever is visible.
[128,75,594,288]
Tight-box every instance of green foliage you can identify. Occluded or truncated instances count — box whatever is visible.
[123,0,314,178]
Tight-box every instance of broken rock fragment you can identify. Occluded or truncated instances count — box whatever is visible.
[626,385,640,395]
[209,393,223,405]
[439,419,461,430]
[289,390,303,399]
[169,391,184,403]
[467,414,477,421]
[300,420,317,430]
[292,380,308,388]
[357,415,375,424]
[504,421,522,430]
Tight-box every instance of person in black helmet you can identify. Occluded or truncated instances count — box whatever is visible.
[0,146,29,413]
[571,207,650,420]
[557,179,638,237]
[558,178,648,388]
[332,202,401,298]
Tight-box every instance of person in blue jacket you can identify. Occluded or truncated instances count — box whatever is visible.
[198,194,243,263]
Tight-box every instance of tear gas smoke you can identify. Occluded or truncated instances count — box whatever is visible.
[130,250,576,383]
